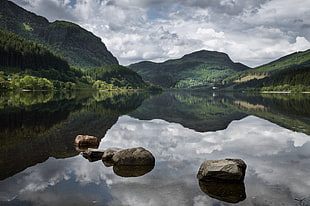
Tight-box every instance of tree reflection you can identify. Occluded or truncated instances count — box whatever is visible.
[0,91,151,180]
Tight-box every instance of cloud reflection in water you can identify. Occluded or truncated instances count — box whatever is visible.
[1,115,310,205]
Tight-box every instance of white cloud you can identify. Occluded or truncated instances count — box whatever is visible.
[10,0,310,67]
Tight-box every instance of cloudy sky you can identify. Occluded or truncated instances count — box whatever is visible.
[11,0,310,67]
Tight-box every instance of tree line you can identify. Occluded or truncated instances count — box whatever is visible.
[0,30,83,85]
[234,67,310,92]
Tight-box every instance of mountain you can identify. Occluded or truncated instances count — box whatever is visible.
[0,30,160,91]
[224,49,310,91]
[0,0,118,69]
[129,50,250,88]
[0,1,161,91]
[224,49,310,84]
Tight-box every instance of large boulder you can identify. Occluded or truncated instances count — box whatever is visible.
[102,148,123,161]
[74,135,99,148]
[112,147,155,166]
[197,159,246,182]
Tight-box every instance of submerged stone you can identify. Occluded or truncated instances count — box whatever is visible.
[113,165,155,177]
[199,180,246,203]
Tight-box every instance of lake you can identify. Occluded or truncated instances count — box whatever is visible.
[0,90,310,206]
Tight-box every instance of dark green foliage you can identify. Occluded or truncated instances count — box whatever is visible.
[224,49,310,85]
[230,49,310,92]
[84,65,150,89]
[0,30,84,89]
[0,0,118,68]
[234,66,310,91]
[129,50,249,88]
[0,30,69,73]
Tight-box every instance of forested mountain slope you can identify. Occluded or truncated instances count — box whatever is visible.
[129,50,249,88]
[0,0,118,68]
[0,30,83,90]
[224,49,310,85]
[224,49,310,91]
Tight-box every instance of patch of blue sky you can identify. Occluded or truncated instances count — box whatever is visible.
[64,0,77,7]
[146,5,166,20]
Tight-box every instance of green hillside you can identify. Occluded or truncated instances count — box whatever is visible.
[129,50,249,88]
[0,30,84,90]
[0,0,118,68]
[225,49,310,92]
[224,49,310,85]
[84,65,162,91]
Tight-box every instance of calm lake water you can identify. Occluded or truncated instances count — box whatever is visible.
[0,90,310,206]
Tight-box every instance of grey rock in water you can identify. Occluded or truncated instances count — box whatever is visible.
[197,159,247,182]
[102,148,123,161]
[112,147,155,166]
[82,148,105,162]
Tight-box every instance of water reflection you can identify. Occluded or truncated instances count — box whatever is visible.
[198,181,246,203]
[1,115,310,205]
[113,165,155,177]
[1,114,310,205]
[0,91,151,180]
[130,91,310,135]
[1,91,310,205]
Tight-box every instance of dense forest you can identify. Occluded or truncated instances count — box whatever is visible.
[233,66,310,92]
[84,65,162,91]
[224,49,310,92]
[0,30,85,90]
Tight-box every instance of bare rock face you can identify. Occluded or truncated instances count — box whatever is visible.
[74,135,99,148]
[112,147,155,166]
[197,159,247,182]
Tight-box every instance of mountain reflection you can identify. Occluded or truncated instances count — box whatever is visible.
[0,91,150,180]
[131,91,310,135]
[1,91,310,206]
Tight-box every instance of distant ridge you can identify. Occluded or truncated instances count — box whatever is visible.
[129,50,250,88]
